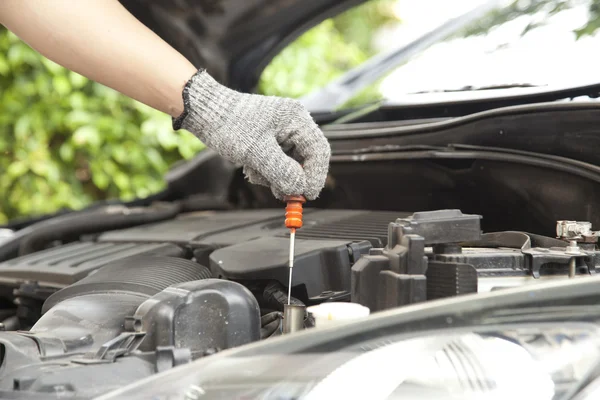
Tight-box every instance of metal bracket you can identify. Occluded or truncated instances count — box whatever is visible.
[585,254,598,275]
[72,332,145,365]
[522,248,590,279]
[556,220,599,243]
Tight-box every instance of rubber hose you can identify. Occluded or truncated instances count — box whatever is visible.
[260,312,283,339]
[261,311,282,327]
[1,191,169,231]
[35,256,214,352]
[0,202,181,261]
[262,281,316,332]
[262,281,305,312]
[19,202,181,256]
[42,256,213,313]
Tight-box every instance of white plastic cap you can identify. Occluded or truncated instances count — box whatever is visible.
[307,302,370,328]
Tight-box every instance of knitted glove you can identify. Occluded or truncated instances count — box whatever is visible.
[173,69,330,200]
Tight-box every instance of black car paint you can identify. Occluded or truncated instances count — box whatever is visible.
[119,0,365,92]
[315,82,600,125]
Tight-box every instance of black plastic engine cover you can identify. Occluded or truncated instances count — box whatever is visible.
[97,209,400,248]
[0,210,401,297]
[210,237,372,298]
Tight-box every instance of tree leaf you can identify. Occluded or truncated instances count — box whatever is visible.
[59,143,75,162]
[0,55,10,77]
[53,75,72,96]
[7,162,28,179]
[92,171,110,190]
[14,116,31,140]
[69,71,88,89]
[72,126,101,148]
[156,128,178,150]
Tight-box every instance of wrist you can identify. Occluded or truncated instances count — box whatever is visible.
[172,69,239,133]
[172,69,205,130]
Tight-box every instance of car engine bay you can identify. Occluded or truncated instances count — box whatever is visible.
[0,204,598,397]
[1,104,600,397]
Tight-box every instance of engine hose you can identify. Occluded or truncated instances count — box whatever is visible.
[261,312,283,339]
[262,281,305,312]
[0,190,169,231]
[0,202,181,261]
[42,255,212,312]
[36,256,213,353]
[262,281,315,332]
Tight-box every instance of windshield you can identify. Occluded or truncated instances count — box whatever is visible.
[296,0,600,111]
[386,0,600,94]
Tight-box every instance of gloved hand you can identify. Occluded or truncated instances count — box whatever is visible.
[173,69,331,200]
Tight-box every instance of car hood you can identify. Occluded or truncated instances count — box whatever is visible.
[97,275,600,400]
[120,0,365,92]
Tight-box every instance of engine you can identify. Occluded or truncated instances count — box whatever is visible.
[0,206,596,398]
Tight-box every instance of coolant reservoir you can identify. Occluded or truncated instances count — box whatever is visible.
[308,302,370,328]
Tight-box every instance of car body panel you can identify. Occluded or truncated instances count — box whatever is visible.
[120,0,365,91]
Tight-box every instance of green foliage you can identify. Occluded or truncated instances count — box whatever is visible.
[1,0,395,223]
[459,0,600,39]
[575,0,600,38]
[0,29,203,223]
[258,19,368,99]
[333,0,399,55]
[258,0,398,101]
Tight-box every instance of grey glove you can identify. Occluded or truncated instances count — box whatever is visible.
[173,69,331,200]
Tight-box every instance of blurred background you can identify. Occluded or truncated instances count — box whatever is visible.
[0,0,398,223]
[3,0,600,223]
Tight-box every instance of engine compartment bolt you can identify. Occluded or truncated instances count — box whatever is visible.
[569,258,577,278]
[566,240,580,254]
[565,240,581,279]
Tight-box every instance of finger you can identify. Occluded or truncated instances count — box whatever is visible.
[245,136,307,199]
[243,166,270,187]
[288,125,331,200]
[245,166,287,200]
[270,186,287,201]
[243,166,287,200]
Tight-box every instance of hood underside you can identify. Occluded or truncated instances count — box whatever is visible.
[120,0,364,92]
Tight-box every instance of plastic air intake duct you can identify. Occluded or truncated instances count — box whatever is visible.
[33,256,212,352]
[133,279,261,356]
[41,255,212,312]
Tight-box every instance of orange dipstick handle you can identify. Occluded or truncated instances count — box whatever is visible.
[284,195,306,231]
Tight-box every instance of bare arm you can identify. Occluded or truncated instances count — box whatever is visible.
[0,0,197,117]
[0,0,332,200]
